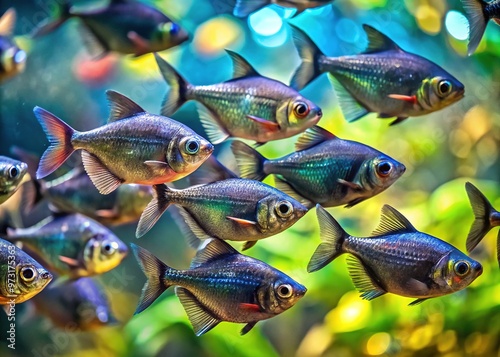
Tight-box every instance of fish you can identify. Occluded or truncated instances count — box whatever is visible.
[465,182,500,266]
[31,277,117,331]
[136,157,308,250]
[5,213,128,279]
[309,205,483,305]
[290,24,465,125]
[0,238,52,305]
[39,168,154,226]
[131,238,307,335]
[32,0,189,58]
[34,90,213,195]
[0,8,26,83]
[227,0,334,17]
[0,156,29,205]
[156,50,322,145]
[13,146,153,226]
[461,0,500,55]
[231,126,406,209]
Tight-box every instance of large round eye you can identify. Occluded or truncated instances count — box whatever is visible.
[376,161,393,177]
[277,284,293,299]
[101,241,117,256]
[185,139,200,155]
[276,201,293,218]
[454,261,470,277]
[20,266,37,282]
[437,80,452,96]
[8,166,19,179]
[170,23,180,35]
[293,102,310,118]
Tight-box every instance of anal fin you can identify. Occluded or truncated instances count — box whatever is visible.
[197,106,229,144]
[81,151,123,194]
[175,287,220,336]
[173,207,212,248]
[327,74,369,122]
[346,255,386,300]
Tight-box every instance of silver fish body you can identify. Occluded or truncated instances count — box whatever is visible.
[132,239,306,335]
[309,205,482,305]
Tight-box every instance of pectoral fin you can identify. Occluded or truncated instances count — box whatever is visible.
[337,179,363,191]
[59,255,80,267]
[95,209,118,219]
[239,303,260,312]
[388,94,417,104]
[128,31,152,56]
[246,115,280,132]
[226,216,257,226]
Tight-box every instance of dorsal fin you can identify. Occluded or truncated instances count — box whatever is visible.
[190,238,238,269]
[0,8,16,37]
[225,49,260,79]
[371,205,417,236]
[295,126,336,151]
[106,90,145,122]
[362,25,401,54]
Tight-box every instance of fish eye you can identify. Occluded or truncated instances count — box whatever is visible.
[438,80,452,96]
[276,201,293,218]
[170,23,180,35]
[185,139,200,155]
[376,161,393,177]
[293,102,310,118]
[101,241,117,256]
[277,284,293,299]
[454,261,470,277]
[20,266,37,282]
[8,166,19,179]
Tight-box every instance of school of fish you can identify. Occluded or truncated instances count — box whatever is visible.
[0,0,497,339]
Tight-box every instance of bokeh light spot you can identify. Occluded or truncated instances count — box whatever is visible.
[193,17,243,56]
[445,11,469,40]
[335,18,360,44]
[416,5,441,34]
[248,8,283,37]
[366,332,391,355]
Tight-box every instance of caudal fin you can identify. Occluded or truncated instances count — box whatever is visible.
[230,141,267,181]
[289,24,323,90]
[34,107,76,179]
[308,205,348,272]
[31,1,71,38]
[462,0,488,55]
[154,53,190,116]
[136,184,172,238]
[465,182,495,252]
[130,243,171,314]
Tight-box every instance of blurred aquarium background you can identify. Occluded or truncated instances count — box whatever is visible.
[1,0,500,356]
